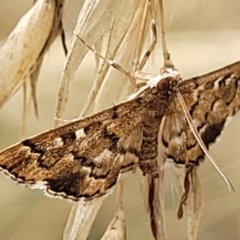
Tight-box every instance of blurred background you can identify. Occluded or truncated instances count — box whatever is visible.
[0,0,240,239]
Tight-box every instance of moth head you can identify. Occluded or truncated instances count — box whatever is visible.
[156,70,180,93]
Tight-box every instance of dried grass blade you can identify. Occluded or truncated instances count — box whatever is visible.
[63,198,105,240]
[55,0,138,119]
[100,179,127,240]
[0,0,66,117]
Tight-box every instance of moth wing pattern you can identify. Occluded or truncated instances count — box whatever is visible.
[158,61,240,239]
[0,99,145,201]
[179,61,240,149]
[160,61,240,186]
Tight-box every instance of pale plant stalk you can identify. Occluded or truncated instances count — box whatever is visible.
[100,178,127,240]
[63,197,107,240]
[185,168,203,240]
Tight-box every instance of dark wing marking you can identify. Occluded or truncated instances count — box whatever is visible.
[179,61,240,147]
[119,125,143,174]
[0,98,145,201]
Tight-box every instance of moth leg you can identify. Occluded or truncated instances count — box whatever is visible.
[135,0,157,72]
[134,0,175,91]
[54,117,80,126]
[177,166,203,240]
[158,0,175,69]
[136,0,175,73]
[74,33,137,88]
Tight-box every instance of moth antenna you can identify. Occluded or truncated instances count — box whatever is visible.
[176,91,234,192]
[74,32,137,88]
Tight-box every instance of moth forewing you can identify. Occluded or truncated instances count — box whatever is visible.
[178,61,240,172]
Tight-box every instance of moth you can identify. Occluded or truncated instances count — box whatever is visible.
[0,60,240,237]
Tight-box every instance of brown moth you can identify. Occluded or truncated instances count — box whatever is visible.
[0,61,240,238]
[0,60,240,197]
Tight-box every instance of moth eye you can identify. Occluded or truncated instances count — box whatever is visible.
[169,79,178,89]
[156,77,171,91]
